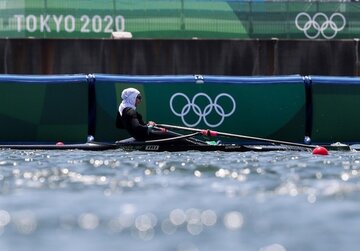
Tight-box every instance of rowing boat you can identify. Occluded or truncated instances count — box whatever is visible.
[0,124,352,152]
[0,140,351,152]
[115,141,295,152]
[0,142,317,152]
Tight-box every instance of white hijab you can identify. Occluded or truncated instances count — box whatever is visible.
[119,88,140,116]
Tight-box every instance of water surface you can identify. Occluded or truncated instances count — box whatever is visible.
[1,149,360,251]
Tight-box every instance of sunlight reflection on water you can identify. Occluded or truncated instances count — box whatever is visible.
[1,149,360,251]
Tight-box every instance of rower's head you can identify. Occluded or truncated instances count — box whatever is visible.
[135,94,142,106]
[121,88,141,107]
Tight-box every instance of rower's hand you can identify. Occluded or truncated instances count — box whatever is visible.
[158,127,167,132]
[147,121,156,127]
[147,121,157,134]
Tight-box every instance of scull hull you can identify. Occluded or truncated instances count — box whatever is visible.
[0,142,351,152]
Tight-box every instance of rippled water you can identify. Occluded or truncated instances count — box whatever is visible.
[1,149,360,251]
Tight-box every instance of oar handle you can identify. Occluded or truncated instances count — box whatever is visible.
[200,129,218,137]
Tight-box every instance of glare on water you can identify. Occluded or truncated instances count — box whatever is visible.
[1,149,360,251]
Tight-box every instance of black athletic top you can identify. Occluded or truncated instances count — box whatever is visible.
[116,107,199,143]
[116,107,149,141]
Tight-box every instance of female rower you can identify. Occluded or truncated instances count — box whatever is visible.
[116,87,170,141]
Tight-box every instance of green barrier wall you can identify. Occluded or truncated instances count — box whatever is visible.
[93,75,306,143]
[2,74,360,145]
[0,0,358,39]
[310,76,360,144]
[0,75,89,143]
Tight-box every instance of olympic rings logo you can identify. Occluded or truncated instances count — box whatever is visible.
[295,12,346,39]
[169,93,236,128]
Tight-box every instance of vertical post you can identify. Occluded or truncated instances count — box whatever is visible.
[272,38,279,75]
[355,39,359,76]
[87,74,97,138]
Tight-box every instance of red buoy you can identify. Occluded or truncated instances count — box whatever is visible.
[56,142,64,146]
[312,146,328,155]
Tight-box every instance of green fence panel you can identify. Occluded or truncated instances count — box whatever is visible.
[310,76,360,144]
[0,75,89,143]
[0,0,358,39]
[93,74,306,143]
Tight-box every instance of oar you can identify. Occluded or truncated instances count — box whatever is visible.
[152,126,208,145]
[157,124,332,154]
[142,132,201,144]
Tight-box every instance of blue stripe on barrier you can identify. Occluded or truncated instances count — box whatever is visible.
[93,74,196,83]
[93,74,305,85]
[0,74,88,83]
[202,75,304,84]
[310,76,360,85]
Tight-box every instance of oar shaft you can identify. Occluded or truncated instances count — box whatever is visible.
[157,124,316,149]
[214,131,315,149]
